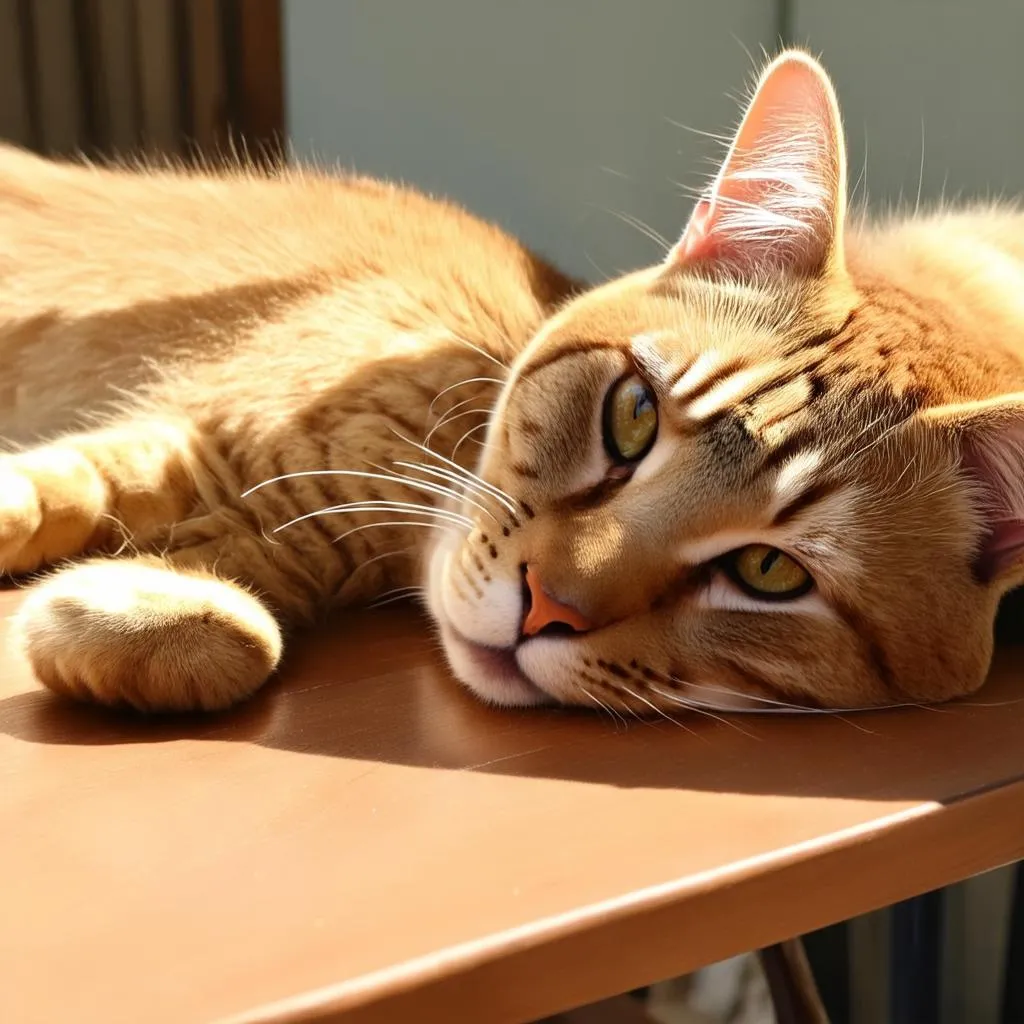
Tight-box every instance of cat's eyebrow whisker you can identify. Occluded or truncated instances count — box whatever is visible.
[423,405,492,449]
[447,333,511,371]
[428,377,504,417]
[425,393,490,435]
[274,501,474,534]
[452,421,490,458]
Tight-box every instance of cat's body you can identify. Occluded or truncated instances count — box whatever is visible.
[0,143,576,708]
[3,51,1024,715]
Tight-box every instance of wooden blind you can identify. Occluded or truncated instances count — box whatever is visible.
[0,0,283,164]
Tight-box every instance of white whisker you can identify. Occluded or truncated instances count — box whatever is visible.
[275,500,473,534]
[428,377,504,416]
[452,421,490,458]
[332,520,461,545]
[424,406,492,448]
[577,684,628,731]
[390,430,520,515]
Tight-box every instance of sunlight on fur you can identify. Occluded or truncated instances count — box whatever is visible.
[1,50,1022,715]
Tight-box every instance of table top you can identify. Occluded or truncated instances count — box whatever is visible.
[3,587,1024,1024]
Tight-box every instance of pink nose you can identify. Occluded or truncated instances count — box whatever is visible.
[522,566,593,637]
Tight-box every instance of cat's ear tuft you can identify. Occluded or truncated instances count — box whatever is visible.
[668,50,847,281]
[922,395,1024,586]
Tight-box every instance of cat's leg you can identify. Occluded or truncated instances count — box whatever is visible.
[0,418,198,575]
[14,551,283,712]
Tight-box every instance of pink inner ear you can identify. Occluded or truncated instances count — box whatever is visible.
[961,423,1024,582]
[669,53,843,278]
[977,521,1024,583]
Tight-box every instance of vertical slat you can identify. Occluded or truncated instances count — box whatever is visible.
[0,0,33,146]
[889,890,943,1024]
[185,0,226,155]
[1000,862,1024,1024]
[135,0,181,155]
[234,0,283,162]
[30,0,84,154]
[85,0,139,155]
[848,908,889,1024]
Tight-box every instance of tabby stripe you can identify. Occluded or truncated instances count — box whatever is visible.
[786,309,856,355]
[516,340,623,382]
[674,355,747,405]
[833,600,909,699]
[721,657,823,709]
[771,479,843,528]
[759,425,818,473]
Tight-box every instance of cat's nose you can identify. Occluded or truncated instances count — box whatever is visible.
[521,565,593,637]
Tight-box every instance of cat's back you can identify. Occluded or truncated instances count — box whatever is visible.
[0,144,555,315]
[843,204,1024,399]
[0,145,572,439]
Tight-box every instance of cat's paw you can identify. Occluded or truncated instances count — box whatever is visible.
[0,449,105,575]
[0,457,43,573]
[14,558,283,712]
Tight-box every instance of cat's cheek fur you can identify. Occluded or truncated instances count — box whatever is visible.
[424,536,521,649]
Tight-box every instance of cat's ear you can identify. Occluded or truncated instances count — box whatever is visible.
[920,395,1024,586]
[668,50,847,281]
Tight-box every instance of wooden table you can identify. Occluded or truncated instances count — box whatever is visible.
[2,586,1024,1024]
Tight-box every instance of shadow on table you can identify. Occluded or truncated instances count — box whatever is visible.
[2,595,1024,805]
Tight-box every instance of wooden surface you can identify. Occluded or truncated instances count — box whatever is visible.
[2,586,1024,1024]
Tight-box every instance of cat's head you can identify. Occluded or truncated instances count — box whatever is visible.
[427,51,1024,714]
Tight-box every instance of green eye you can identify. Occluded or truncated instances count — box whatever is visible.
[727,545,813,600]
[603,375,658,461]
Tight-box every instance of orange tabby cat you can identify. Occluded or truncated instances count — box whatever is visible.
[3,50,1023,715]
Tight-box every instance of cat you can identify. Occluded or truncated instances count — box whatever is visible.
[0,144,577,709]
[2,49,1023,716]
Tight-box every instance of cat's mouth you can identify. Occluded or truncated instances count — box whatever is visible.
[439,623,553,707]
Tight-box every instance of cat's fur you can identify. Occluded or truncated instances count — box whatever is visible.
[0,144,576,709]
[3,51,1023,715]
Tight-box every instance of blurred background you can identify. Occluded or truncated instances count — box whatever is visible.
[4,1,1024,282]
[2,2,1023,1022]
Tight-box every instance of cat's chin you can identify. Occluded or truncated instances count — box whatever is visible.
[438,622,553,708]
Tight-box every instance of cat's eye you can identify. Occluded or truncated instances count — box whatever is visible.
[603,374,658,462]
[726,544,813,600]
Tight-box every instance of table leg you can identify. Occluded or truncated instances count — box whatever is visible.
[758,938,831,1024]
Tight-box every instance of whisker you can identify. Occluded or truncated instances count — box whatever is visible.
[363,459,498,523]
[676,678,932,717]
[617,683,699,736]
[275,501,474,534]
[368,585,426,609]
[452,421,490,458]
[390,431,519,514]
[332,520,462,546]
[241,467,463,508]
[428,377,504,416]
[592,205,672,252]
[647,685,759,739]
[391,460,502,515]
[577,683,628,731]
[447,334,510,371]
[424,406,492,448]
